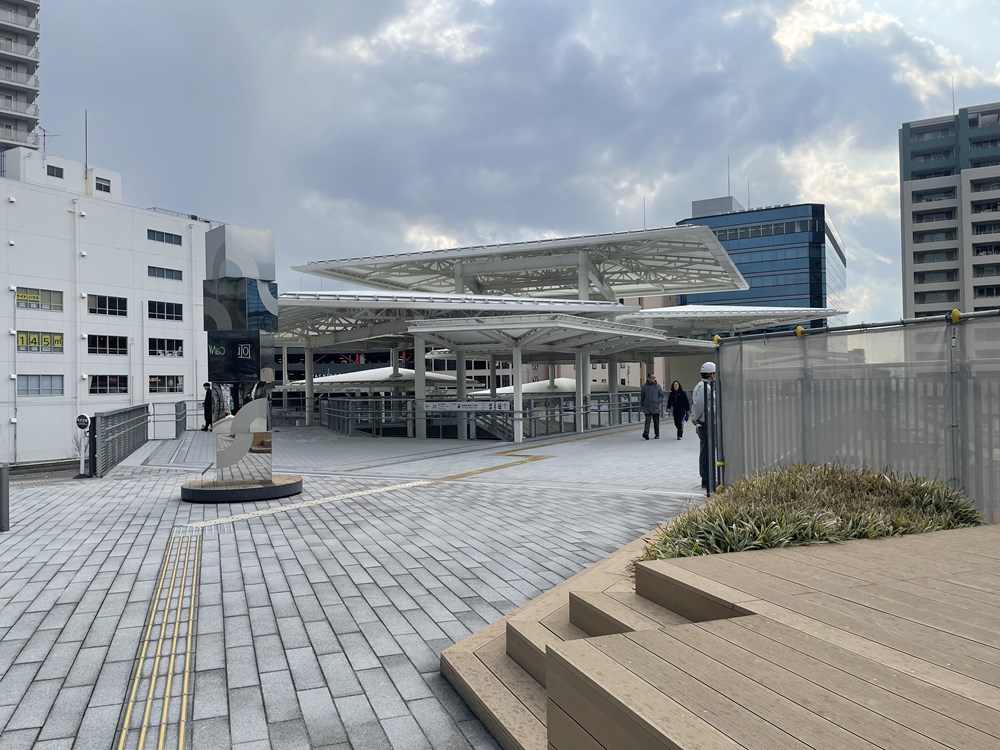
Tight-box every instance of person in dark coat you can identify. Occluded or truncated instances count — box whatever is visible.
[640,373,664,440]
[202,382,213,431]
[666,380,690,440]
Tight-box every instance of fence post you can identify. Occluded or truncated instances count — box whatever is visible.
[0,463,8,532]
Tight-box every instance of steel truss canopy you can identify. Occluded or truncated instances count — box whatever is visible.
[406,314,715,360]
[292,225,748,299]
[617,304,848,335]
[277,291,636,348]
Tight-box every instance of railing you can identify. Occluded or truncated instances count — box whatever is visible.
[0,69,36,87]
[719,311,1000,523]
[150,401,187,439]
[0,38,37,58]
[0,128,37,146]
[0,8,38,31]
[88,404,150,477]
[323,393,645,440]
[0,98,36,116]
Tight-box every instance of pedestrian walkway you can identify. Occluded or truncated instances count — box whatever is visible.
[0,425,703,749]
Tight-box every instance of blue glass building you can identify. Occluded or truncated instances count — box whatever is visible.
[676,198,848,328]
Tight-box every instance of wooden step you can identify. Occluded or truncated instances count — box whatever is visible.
[569,590,690,637]
[546,635,745,750]
[507,603,590,687]
[441,624,548,750]
[633,558,756,622]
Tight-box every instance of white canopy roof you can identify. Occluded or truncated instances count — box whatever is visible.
[293,225,748,299]
[277,291,633,348]
[469,377,639,396]
[406,314,715,359]
[618,304,848,335]
[284,366,466,389]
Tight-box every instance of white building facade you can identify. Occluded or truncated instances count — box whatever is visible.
[0,147,215,464]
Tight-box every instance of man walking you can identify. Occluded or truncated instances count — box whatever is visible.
[690,362,716,489]
[202,382,214,432]
[640,372,664,440]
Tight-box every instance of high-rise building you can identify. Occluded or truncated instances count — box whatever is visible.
[900,102,1000,317]
[676,197,848,328]
[0,1,39,151]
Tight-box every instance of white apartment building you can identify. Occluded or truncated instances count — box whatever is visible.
[0,147,215,464]
[0,0,39,150]
[900,102,1000,318]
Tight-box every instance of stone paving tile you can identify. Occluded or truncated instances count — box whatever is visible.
[0,427,697,748]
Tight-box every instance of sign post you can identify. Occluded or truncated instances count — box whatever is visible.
[76,414,90,477]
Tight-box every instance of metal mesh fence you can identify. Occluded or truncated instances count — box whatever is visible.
[720,315,1000,522]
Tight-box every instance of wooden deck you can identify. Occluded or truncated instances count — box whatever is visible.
[445,525,1000,749]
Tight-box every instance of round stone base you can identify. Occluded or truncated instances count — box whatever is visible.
[180,474,303,503]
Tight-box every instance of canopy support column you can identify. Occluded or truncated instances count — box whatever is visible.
[304,346,314,426]
[575,353,585,433]
[456,350,467,441]
[413,335,427,439]
[512,346,523,444]
[489,357,497,397]
[608,355,620,425]
[281,345,289,411]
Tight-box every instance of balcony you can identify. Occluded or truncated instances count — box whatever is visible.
[0,8,38,34]
[0,68,37,93]
[0,38,37,61]
[0,97,36,117]
[0,128,37,147]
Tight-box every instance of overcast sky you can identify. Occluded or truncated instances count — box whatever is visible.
[40,1,1000,323]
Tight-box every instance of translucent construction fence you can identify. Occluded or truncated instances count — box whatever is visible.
[719,312,1000,522]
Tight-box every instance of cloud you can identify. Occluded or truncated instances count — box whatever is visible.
[335,0,488,64]
[776,131,899,223]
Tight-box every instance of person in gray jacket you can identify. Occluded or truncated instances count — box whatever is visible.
[690,362,717,488]
[640,372,664,440]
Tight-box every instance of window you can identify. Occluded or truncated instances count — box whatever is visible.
[89,375,128,394]
[88,294,127,316]
[913,210,954,223]
[88,334,127,355]
[911,150,953,163]
[914,250,957,264]
[17,374,63,396]
[974,223,1000,236]
[16,287,62,311]
[913,229,956,244]
[971,138,1000,151]
[973,202,1000,215]
[148,265,182,280]
[972,180,1000,193]
[148,301,182,321]
[17,331,63,352]
[148,337,183,357]
[974,243,1000,257]
[911,128,952,142]
[974,265,1000,279]
[913,189,955,202]
[914,270,957,284]
[146,229,182,246]
[46,164,63,179]
[95,177,111,193]
[148,375,183,393]
[915,290,959,304]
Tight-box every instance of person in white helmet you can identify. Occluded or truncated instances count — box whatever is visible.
[690,361,717,490]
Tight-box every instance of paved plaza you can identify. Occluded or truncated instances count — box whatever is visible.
[0,424,703,749]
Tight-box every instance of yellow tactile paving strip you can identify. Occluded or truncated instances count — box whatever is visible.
[115,534,201,750]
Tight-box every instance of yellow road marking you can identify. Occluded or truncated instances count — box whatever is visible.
[117,537,179,750]
[157,535,192,750]
[137,536,188,750]
[177,536,200,750]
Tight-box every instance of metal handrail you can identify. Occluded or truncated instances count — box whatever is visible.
[0,38,37,58]
[0,98,36,115]
[0,69,36,87]
[0,8,38,31]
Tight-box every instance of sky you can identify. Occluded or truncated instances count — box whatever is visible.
[39,1,1000,323]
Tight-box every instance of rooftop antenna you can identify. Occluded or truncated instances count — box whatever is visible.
[951,76,956,115]
[37,126,58,154]
[747,178,750,209]
[84,110,90,195]
[727,155,731,197]
[643,197,646,229]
